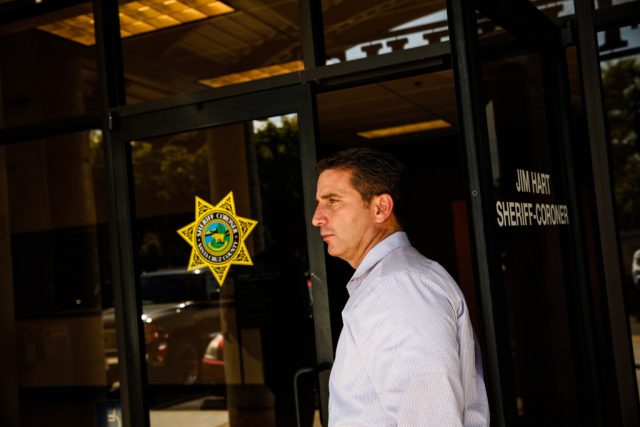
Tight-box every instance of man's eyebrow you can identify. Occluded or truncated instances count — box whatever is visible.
[318,192,341,200]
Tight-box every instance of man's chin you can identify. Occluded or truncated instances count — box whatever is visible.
[326,245,341,258]
[327,246,348,262]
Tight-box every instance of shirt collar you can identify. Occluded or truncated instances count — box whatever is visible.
[347,231,411,295]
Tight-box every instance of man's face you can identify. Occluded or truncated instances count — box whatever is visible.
[312,168,378,267]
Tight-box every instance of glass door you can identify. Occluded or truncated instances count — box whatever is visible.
[112,86,330,427]
[449,1,600,426]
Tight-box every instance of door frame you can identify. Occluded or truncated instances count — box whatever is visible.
[108,83,333,426]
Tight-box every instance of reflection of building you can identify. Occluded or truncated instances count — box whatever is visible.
[1,1,640,426]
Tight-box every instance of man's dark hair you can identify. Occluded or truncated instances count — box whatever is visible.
[316,147,406,217]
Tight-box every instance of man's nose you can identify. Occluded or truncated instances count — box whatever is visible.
[312,205,325,227]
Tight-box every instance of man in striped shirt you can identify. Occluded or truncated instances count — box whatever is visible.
[312,148,489,426]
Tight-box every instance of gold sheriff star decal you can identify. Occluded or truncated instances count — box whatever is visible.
[177,192,257,286]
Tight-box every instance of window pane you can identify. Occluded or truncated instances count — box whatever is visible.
[1,130,117,426]
[598,24,640,60]
[594,0,639,9]
[129,115,319,426]
[600,52,640,396]
[322,0,448,64]
[119,0,302,104]
[0,3,99,127]
[595,3,640,397]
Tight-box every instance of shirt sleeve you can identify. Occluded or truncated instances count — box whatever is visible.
[346,271,465,426]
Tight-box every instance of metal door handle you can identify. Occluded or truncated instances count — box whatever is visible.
[293,362,332,427]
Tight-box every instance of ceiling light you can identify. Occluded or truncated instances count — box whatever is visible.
[199,60,304,88]
[357,119,451,139]
[37,0,234,46]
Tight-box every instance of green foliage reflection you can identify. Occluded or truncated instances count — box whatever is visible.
[602,57,640,226]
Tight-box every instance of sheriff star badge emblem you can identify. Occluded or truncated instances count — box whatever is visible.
[177,192,257,286]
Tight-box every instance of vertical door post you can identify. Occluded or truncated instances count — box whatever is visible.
[298,84,332,425]
[447,1,511,425]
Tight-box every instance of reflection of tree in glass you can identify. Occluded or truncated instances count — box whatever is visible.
[132,132,209,208]
[602,57,640,227]
[252,116,307,269]
[254,117,302,200]
[88,130,210,216]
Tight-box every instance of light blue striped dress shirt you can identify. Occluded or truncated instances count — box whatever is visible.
[328,232,489,426]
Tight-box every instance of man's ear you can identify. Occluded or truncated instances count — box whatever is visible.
[373,194,394,223]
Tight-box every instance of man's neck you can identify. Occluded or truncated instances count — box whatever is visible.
[350,223,401,269]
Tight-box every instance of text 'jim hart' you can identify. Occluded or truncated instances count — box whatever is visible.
[515,169,551,195]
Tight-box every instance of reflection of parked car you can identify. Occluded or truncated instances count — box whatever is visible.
[633,249,640,288]
[200,332,225,385]
[103,269,221,386]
